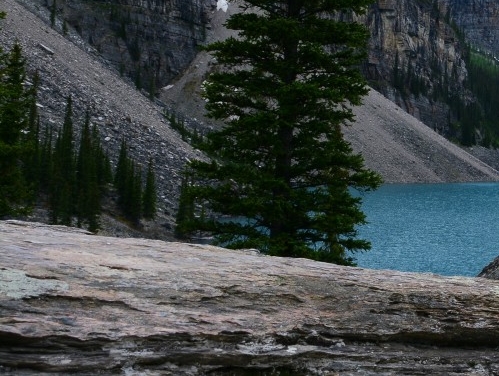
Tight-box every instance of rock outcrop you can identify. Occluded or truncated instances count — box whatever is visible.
[18,0,214,89]
[478,255,499,280]
[363,1,467,136]
[19,0,471,137]
[445,0,499,58]
[2,220,499,375]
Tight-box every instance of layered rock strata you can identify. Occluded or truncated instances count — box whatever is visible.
[2,220,499,375]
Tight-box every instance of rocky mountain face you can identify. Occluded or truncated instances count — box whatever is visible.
[445,0,499,57]
[2,219,499,375]
[362,0,468,137]
[20,0,499,140]
[22,0,215,92]
[46,0,485,139]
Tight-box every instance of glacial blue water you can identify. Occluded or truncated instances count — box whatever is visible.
[351,182,499,277]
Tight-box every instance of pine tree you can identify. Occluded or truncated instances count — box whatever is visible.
[123,161,142,225]
[39,125,54,194]
[142,157,157,220]
[22,71,41,202]
[50,0,56,28]
[131,163,142,224]
[174,175,195,240]
[91,124,112,189]
[50,96,75,225]
[114,139,144,225]
[0,42,32,217]
[75,111,100,231]
[185,0,381,265]
[114,138,129,207]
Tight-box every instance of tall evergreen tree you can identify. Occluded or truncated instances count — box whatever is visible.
[184,0,381,264]
[114,139,144,225]
[142,157,157,220]
[22,71,41,202]
[0,42,32,216]
[115,138,129,201]
[174,175,196,240]
[51,96,75,225]
[91,124,113,190]
[75,111,100,231]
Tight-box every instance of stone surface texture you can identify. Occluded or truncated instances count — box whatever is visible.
[2,220,499,375]
[478,255,499,280]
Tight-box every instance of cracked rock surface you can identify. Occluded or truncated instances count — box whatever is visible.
[2,220,499,375]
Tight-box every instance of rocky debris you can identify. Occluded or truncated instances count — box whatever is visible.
[445,0,499,59]
[478,255,499,280]
[346,89,499,183]
[0,0,205,234]
[2,220,499,375]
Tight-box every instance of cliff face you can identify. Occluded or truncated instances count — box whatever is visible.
[23,0,215,90]
[363,0,468,136]
[445,0,499,57]
[21,0,494,139]
[2,220,499,375]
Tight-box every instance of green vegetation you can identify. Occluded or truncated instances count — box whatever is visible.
[177,0,382,265]
[115,139,146,225]
[0,41,35,216]
[142,158,157,220]
[164,110,204,146]
[0,32,157,229]
[464,50,499,147]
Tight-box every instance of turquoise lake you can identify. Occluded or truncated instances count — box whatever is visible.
[352,182,499,277]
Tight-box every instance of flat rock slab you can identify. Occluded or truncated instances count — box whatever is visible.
[2,220,499,375]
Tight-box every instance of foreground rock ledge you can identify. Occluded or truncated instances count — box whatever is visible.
[2,221,499,375]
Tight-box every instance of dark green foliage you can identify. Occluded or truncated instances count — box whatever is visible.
[21,71,41,204]
[39,124,54,193]
[142,158,157,220]
[75,111,101,231]
[114,139,129,199]
[50,0,56,28]
[47,99,113,230]
[0,42,33,217]
[50,96,75,225]
[92,124,113,190]
[130,163,142,223]
[165,110,205,146]
[463,50,499,146]
[0,33,153,229]
[174,176,195,240]
[114,139,144,225]
[183,0,382,264]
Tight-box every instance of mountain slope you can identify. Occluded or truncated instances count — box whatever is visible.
[346,89,499,183]
[161,5,499,184]
[0,0,203,236]
[1,0,499,238]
